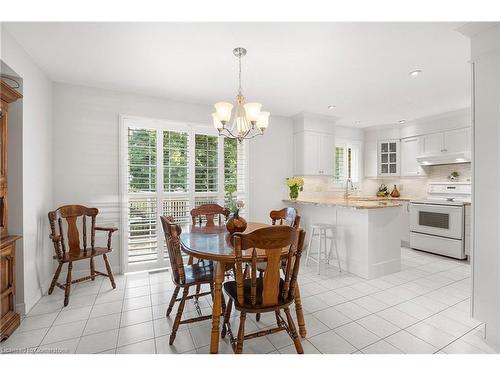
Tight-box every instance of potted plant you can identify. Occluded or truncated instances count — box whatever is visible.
[448,171,460,181]
[225,187,247,234]
[286,176,304,201]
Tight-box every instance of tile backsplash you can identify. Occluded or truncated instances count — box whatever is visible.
[299,163,471,200]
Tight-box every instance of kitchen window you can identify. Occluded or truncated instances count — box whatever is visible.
[120,116,248,272]
[332,142,360,186]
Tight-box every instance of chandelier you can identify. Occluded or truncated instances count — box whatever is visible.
[212,47,270,143]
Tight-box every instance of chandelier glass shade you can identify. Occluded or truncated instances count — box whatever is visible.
[212,47,270,142]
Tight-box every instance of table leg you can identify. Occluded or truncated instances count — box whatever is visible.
[210,261,225,354]
[294,285,307,338]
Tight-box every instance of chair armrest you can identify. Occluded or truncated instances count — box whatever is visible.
[95,226,118,250]
[95,226,118,233]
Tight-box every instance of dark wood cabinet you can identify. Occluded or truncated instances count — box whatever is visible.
[0,79,22,341]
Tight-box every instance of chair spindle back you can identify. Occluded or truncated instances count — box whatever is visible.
[270,207,300,228]
[48,205,99,259]
[160,216,186,284]
[232,226,305,308]
[190,203,230,226]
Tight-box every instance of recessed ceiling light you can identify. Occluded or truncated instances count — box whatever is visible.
[399,120,406,124]
[409,70,422,77]
[327,105,336,110]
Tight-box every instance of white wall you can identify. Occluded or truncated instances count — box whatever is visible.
[460,23,500,351]
[249,116,293,222]
[1,27,53,314]
[53,82,293,273]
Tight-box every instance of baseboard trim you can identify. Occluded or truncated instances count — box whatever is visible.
[15,303,26,316]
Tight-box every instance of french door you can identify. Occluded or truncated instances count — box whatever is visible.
[119,115,247,273]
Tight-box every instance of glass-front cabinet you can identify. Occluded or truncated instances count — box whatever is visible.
[378,139,400,176]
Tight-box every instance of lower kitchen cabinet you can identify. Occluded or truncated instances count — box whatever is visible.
[400,201,410,246]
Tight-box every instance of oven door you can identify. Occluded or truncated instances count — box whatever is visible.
[409,203,464,239]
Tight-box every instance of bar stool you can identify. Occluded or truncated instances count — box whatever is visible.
[305,223,341,274]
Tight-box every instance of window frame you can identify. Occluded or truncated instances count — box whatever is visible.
[119,115,249,273]
[329,139,361,190]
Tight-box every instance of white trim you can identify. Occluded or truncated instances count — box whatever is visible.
[15,303,26,317]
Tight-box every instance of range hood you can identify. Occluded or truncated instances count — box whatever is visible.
[416,151,471,166]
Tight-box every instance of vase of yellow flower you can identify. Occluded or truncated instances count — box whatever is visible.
[286,176,304,201]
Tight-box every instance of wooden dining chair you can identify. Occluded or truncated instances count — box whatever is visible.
[48,205,117,306]
[270,207,301,228]
[161,215,222,345]
[221,226,306,354]
[190,203,230,226]
[255,207,301,322]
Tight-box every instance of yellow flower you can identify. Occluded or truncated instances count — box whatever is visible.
[286,176,304,188]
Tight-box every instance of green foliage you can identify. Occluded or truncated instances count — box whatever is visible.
[164,131,188,192]
[195,134,218,192]
[128,128,157,192]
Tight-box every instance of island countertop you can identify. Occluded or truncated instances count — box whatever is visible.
[282,197,403,209]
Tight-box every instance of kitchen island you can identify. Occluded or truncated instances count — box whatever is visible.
[283,197,403,279]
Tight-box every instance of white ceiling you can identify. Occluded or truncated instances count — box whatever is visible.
[4,22,470,127]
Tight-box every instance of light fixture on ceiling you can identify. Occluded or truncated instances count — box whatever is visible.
[399,120,406,124]
[212,47,269,143]
[328,105,336,110]
[409,69,422,77]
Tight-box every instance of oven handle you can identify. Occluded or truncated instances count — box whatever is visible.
[409,203,463,210]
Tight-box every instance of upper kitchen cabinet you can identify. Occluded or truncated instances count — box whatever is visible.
[400,136,425,176]
[420,132,443,155]
[444,127,471,153]
[378,139,399,176]
[364,140,378,178]
[294,131,334,175]
[417,127,471,164]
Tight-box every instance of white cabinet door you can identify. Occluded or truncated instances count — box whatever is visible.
[378,139,399,176]
[294,131,332,175]
[400,201,410,245]
[443,128,470,154]
[420,132,444,155]
[364,140,378,178]
[319,135,334,175]
[302,132,320,175]
[400,137,424,176]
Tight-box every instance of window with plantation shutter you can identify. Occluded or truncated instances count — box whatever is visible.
[332,142,360,186]
[121,117,248,272]
[127,128,158,264]
[224,137,247,215]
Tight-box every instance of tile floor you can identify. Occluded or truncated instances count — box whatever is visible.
[1,247,498,354]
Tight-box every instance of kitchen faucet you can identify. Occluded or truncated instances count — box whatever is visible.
[344,178,354,199]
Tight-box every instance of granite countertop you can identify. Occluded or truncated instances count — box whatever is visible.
[345,195,415,202]
[282,197,404,209]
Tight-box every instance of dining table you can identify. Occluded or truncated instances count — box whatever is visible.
[180,221,307,354]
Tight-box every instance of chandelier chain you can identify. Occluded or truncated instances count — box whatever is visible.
[238,54,242,96]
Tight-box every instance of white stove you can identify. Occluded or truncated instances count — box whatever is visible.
[409,182,471,260]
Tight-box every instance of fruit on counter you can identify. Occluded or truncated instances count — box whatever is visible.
[390,184,400,198]
[377,184,389,197]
